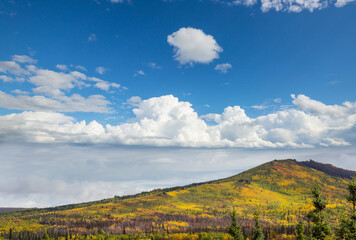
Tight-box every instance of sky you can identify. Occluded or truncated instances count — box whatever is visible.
[0,0,356,207]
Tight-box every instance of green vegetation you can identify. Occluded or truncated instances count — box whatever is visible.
[0,159,355,240]
[295,220,305,240]
[337,178,356,240]
[307,183,332,239]
[228,209,243,240]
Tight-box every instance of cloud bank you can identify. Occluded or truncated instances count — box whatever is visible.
[0,94,355,148]
[1,143,355,207]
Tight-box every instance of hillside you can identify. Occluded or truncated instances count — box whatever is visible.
[0,159,354,237]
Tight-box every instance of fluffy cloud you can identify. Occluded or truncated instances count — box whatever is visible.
[167,27,222,65]
[260,0,327,12]
[335,0,356,7]
[56,64,68,71]
[0,56,124,112]
[215,63,232,73]
[12,55,37,64]
[1,94,355,148]
[221,0,355,12]
[133,70,145,77]
[0,91,111,113]
[0,61,30,75]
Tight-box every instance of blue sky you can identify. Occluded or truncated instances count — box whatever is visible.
[0,0,356,206]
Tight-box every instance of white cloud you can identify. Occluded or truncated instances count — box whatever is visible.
[335,0,355,7]
[0,55,124,113]
[88,33,97,42]
[222,0,343,12]
[133,70,145,77]
[228,0,258,6]
[0,61,30,75]
[273,98,282,103]
[1,94,355,148]
[75,65,87,71]
[96,66,107,75]
[215,63,232,73]
[260,0,327,12]
[251,105,269,110]
[55,64,68,71]
[89,77,120,91]
[167,27,222,65]
[11,55,37,64]
[11,89,29,95]
[0,91,112,113]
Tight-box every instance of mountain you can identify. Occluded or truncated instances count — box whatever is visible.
[0,159,354,237]
[0,208,25,213]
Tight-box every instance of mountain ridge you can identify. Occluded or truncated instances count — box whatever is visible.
[0,159,354,236]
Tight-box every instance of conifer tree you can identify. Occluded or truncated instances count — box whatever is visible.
[295,220,306,240]
[337,177,356,240]
[307,183,332,240]
[228,209,244,240]
[252,212,264,240]
[9,228,13,240]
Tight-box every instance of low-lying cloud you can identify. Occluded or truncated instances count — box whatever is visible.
[1,143,355,207]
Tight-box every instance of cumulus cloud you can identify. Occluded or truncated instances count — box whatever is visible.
[12,55,37,64]
[89,77,120,91]
[0,91,111,113]
[55,64,68,71]
[0,61,30,75]
[335,0,355,7]
[133,70,145,77]
[215,63,232,73]
[221,0,355,12]
[1,94,355,148]
[0,56,124,112]
[167,27,222,65]
[260,0,328,12]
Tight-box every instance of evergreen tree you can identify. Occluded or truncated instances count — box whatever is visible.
[228,209,244,240]
[252,212,264,240]
[9,228,13,240]
[295,220,306,240]
[307,183,332,240]
[337,177,356,240]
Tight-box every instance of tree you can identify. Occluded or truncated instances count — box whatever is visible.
[228,209,244,240]
[307,183,332,240]
[252,212,264,240]
[295,220,306,240]
[9,228,13,240]
[337,177,356,240]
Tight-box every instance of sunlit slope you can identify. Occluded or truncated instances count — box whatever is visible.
[1,159,354,234]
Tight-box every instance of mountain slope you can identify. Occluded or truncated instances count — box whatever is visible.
[0,159,354,236]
